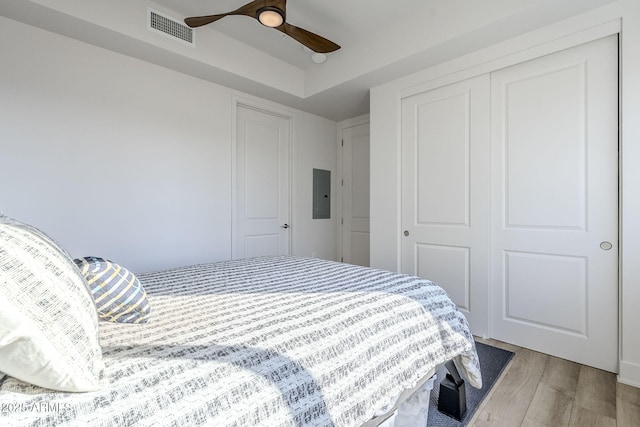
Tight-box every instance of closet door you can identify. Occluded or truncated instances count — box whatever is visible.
[490,35,618,372]
[401,75,491,337]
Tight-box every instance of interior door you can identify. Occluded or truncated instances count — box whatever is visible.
[341,122,370,266]
[235,104,291,259]
[490,35,618,372]
[401,75,491,337]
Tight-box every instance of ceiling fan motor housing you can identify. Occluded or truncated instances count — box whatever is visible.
[256,6,285,27]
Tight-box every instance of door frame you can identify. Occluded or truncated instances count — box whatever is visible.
[337,114,370,263]
[231,96,295,259]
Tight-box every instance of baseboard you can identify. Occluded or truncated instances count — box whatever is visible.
[618,360,640,388]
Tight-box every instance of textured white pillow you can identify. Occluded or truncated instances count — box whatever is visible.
[0,217,104,392]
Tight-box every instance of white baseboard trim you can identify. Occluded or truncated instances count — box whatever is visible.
[618,360,640,388]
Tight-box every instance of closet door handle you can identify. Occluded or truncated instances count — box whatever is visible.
[600,241,612,250]
[281,224,290,229]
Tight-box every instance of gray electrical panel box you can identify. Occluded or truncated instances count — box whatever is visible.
[313,169,331,219]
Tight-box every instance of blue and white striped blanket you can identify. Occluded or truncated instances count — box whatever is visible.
[0,256,481,426]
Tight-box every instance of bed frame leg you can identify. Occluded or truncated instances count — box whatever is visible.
[437,360,467,420]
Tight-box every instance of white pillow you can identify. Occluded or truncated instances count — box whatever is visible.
[0,217,104,392]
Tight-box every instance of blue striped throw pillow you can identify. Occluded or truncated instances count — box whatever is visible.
[74,257,151,324]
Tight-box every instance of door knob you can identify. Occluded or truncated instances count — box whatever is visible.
[404,230,410,237]
[600,241,612,250]
[281,224,290,229]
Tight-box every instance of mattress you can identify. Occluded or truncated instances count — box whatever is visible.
[0,256,481,426]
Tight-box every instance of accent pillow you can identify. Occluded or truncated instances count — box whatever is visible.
[74,257,151,324]
[0,216,104,392]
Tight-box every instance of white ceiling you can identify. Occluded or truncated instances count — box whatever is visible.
[0,0,619,121]
[155,0,428,70]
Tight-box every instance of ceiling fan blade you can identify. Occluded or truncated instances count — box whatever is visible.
[184,0,264,28]
[277,22,340,53]
[184,14,229,28]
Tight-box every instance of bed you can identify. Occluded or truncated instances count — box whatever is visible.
[0,218,481,426]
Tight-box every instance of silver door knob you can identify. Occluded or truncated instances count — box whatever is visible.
[281,224,290,229]
[404,230,410,237]
[600,241,612,250]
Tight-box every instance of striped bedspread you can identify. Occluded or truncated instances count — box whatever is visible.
[0,256,481,426]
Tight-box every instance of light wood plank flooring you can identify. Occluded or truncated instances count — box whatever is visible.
[468,338,640,427]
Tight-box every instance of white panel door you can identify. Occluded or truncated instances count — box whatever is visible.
[235,105,291,259]
[491,35,618,372]
[342,122,370,266]
[401,75,491,337]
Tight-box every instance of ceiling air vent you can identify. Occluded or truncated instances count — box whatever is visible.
[148,9,194,46]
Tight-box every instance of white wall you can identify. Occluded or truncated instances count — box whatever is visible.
[0,16,337,273]
[370,0,640,386]
[293,114,339,260]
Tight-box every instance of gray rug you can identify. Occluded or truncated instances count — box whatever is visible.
[427,342,514,426]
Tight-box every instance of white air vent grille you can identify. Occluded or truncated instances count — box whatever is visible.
[148,9,194,46]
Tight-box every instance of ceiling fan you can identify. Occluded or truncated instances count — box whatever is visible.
[184,0,340,54]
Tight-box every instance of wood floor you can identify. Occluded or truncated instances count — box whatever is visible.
[467,338,640,427]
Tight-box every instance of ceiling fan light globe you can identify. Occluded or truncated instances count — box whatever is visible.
[311,53,327,64]
[257,7,285,28]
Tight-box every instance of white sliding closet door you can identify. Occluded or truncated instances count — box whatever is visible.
[490,35,618,372]
[401,75,491,337]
